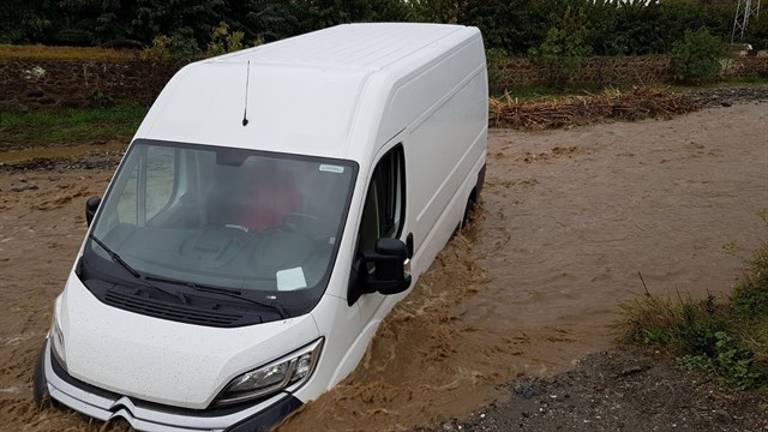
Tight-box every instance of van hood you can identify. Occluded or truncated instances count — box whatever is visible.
[55,272,320,409]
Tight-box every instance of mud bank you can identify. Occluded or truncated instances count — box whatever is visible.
[0,103,766,431]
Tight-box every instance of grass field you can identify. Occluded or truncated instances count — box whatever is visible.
[0,105,147,149]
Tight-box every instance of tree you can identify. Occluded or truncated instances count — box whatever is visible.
[746,13,768,51]
[461,0,556,54]
[529,6,593,88]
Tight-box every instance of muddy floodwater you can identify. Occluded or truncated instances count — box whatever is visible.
[1,103,766,431]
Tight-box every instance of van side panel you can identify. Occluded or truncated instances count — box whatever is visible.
[376,35,484,147]
[405,71,487,274]
[375,35,486,276]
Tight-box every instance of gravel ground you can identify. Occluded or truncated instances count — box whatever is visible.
[690,85,768,107]
[429,349,768,432]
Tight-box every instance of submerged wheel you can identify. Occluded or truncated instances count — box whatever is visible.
[461,164,486,230]
[32,343,49,406]
[461,189,478,229]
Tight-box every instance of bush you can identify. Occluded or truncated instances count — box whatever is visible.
[142,22,253,63]
[140,29,200,63]
[140,35,173,61]
[529,7,592,88]
[206,22,247,57]
[670,28,723,83]
[746,13,768,51]
[485,48,512,95]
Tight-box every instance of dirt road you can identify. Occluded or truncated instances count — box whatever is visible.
[0,102,766,431]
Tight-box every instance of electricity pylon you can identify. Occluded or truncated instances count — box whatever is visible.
[732,0,762,42]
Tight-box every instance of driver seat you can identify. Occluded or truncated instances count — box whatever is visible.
[240,165,302,232]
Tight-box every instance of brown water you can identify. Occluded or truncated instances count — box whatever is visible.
[0,104,766,431]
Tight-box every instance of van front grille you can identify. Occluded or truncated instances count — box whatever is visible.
[104,290,244,327]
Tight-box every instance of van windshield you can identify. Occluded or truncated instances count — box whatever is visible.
[85,140,356,312]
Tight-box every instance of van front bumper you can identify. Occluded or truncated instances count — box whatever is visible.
[39,340,302,432]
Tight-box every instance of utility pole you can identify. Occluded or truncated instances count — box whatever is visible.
[732,0,762,42]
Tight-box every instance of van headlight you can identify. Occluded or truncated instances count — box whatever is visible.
[50,315,67,369]
[215,338,323,406]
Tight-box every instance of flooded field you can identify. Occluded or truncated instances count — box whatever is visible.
[1,103,766,431]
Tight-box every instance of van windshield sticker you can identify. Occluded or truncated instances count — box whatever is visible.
[276,267,308,291]
[319,164,345,174]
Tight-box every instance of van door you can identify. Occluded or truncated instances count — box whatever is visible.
[350,144,410,327]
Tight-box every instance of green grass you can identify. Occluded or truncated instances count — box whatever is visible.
[0,105,147,149]
[620,213,768,390]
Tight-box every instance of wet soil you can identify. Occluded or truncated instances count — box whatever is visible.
[0,102,766,431]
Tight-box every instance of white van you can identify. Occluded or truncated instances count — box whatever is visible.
[33,23,488,432]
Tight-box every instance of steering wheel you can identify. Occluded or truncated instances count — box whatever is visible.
[282,212,324,237]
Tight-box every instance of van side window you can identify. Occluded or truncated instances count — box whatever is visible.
[111,146,177,227]
[358,145,406,253]
[116,162,139,225]
[145,146,177,221]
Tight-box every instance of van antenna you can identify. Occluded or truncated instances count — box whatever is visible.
[242,60,250,127]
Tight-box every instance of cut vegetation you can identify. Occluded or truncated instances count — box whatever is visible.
[489,84,768,130]
[489,86,700,130]
[621,213,768,390]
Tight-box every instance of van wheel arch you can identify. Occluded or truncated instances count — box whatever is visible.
[461,163,485,229]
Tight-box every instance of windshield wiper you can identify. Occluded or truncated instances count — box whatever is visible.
[88,234,188,304]
[145,275,287,319]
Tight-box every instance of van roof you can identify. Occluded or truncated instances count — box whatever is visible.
[208,23,468,72]
[137,23,482,160]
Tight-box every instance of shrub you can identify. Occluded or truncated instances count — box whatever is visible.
[670,28,723,83]
[485,48,511,95]
[206,22,247,57]
[529,7,592,88]
[140,30,200,62]
[746,13,768,51]
[141,35,173,61]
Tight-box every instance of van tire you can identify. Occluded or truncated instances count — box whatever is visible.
[32,343,48,406]
[461,189,477,229]
[461,164,485,230]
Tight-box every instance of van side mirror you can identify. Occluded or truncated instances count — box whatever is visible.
[85,196,101,226]
[363,238,412,295]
